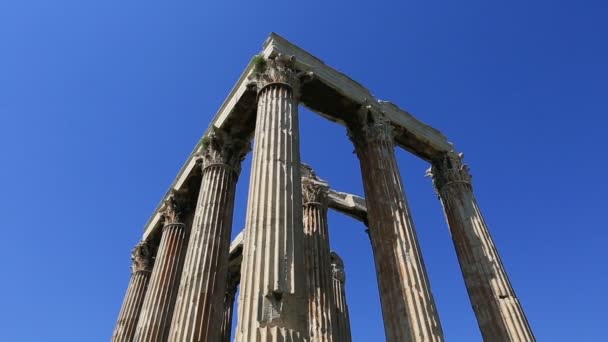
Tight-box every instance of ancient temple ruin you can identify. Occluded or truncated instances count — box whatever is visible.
[111,33,534,342]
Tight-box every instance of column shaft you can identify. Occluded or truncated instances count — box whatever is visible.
[330,252,351,342]
[302,174,335,342]
[112,242,154,342]
[236,56,308,341]
[134,195,190,342]
[429,153,534,341]
[349,109,443,341]
[220,276,239,342]
[168,131,248,342]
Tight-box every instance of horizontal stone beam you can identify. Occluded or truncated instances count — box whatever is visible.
[327,189,368,225]
[264,33,453,159]
[142,32,453,240]
[227,189,367,271]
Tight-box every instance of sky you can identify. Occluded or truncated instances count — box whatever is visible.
[1,0,607,341]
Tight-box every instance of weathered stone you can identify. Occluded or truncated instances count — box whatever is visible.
[168,129,250,342]
[112,241,155,342]
[236,56,308,341]
[330,252,352,342]
[114,34,535,342]
[348,106,444,341]
[326,189,368,226]
[220,272,239,342]
[428,153,535,341]
[142,33,452,242]
[302,165,335,342]
[133,193,190,342]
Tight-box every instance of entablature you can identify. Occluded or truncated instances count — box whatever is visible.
[143,33,453,240]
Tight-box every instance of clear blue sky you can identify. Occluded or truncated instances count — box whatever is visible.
[1,1,606,341]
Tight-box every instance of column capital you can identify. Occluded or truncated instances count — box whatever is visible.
[427,152,472,194]
[131,241,154,274]
[347,102,394,148]
[160,191,189,226]
[247,54,312,97]
[330,251,346,284]
[301,164,329,206]
[196,128,251,175]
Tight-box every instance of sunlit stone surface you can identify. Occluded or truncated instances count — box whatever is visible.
[235,55,308,342]
[113,33,534,342]
[347,108,444,342]
[302,165,336,342]
[112,242,155,342]
[428,153,535,341]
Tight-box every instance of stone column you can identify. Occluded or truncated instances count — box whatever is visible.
[330,252,351,342]
[301,165,335,342]
[133,193,190,342]
[235,55,309,341]
[428,153,535,341]
[220,273,239,342]
[168,130,249,342]
[347,106,444,341]
[112,241,155,342]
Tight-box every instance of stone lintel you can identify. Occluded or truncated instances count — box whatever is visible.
[142,32,450,239]
[226,188,368,272]
[265,33,452,157]
[327,189,368,225]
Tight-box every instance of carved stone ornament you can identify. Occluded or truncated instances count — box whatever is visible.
[247,54,305,95]
[131,241,154,273]
[301,163,329,205]
[330,251,346,284]
[161,192,188,225]
[347,102,395,148]
[302,180,328,205]
[300,163,317,180]
[426,152,472,194]
[197,128,251,174]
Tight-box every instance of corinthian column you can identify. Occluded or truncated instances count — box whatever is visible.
[330,252,351,342]
[112,241,155,342]
[347,106,444,342]
[134,194,190,342]
[168,130,249,342]
[301,165,335,342]
[428,153,534,341]
[235,55,308,341]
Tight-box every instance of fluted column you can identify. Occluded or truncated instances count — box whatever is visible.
[236,55,309,341]
[348,106,444,341]
[134,194,190,342]
[168,130,249,342]
[112,241,155,342]
[301,165,335,342]
[428,153,534,341]
[220,273,239,342]
[330,252,351,342]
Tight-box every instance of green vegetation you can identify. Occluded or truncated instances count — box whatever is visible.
[252,55,267,74]
[201,135,210,150]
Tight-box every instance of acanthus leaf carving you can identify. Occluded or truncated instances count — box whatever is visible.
[161,191,189,225]
[131,241,154,273]
[302,180,327,205]
[347,101,395,148]
[426,151,472,194]
[300,163,329,205]
[197,128,251,175]
[247,54,302,96]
